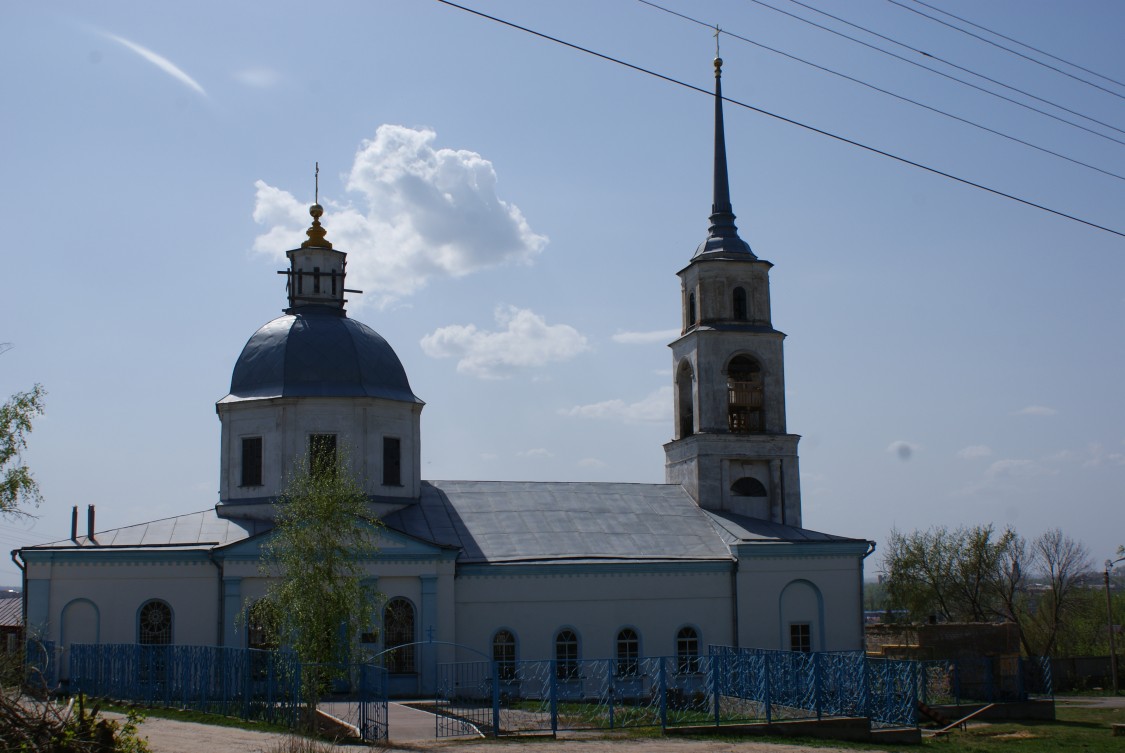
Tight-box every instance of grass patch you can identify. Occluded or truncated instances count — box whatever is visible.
[99,701,294,735]
[667,702,1124,752]
[920,703,1124,753]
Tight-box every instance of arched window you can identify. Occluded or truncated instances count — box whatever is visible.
[616,628,639,677]
[676,360,694,439]
[555,629,579,680]
[687,292,697,328]
[493,630,517,681]
[733,287,748,321]
[727,355,764,433]
[383,598,416,674]
[138,600,172,645]
[676,626,700,674]
[731,477,768,497]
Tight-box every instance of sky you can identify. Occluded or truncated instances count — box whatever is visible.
[2,0,1123,586]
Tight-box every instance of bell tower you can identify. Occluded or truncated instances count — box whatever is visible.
[664,57,802,526]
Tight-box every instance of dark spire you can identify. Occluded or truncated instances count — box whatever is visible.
[693,56,755,259]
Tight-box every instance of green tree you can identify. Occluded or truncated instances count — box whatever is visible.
[251,442,381,721]
[885,524,1100,657]
[1016,529,1092,656]
[884,524,1016,622]
[1,383,46,516]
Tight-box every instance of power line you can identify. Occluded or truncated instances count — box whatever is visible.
[772,0,1125,134]
[433,0,1125,240]
[887,0,1125,101]
[904,0,1125,92]
[739,0,1125,148]
[637,0,1125,183]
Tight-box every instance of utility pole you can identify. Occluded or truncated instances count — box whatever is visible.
[1107,557,1124,695]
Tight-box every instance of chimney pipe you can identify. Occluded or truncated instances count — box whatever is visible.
[87,504,96,544]
[71,506,78,542]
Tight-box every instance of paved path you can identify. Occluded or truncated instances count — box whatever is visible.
[1055,694,1125,709]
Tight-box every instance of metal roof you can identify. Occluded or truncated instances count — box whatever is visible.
[18,484,868,565]
[0,595,21,628]
[384,481,735,565]
[21,509,269,551]
[220,309,421,404]
[704,510,870,545]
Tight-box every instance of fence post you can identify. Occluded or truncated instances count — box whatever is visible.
[659,657,668,731]
[953,660,961,706]
[492,660,500,737]
[550,660,558,737]
[764,651,772,724]
[858,656,868,722]
[918,661,925,706]
[712,653,721,727]
[814,652,823,721]
[607,661,615,729]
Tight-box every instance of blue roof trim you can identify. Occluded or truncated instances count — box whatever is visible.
[20,549,215,566]
[733,541,873,558]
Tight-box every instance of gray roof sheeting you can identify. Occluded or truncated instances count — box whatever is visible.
[384,481,734,564]
[23,510,269,550]
[19,484,868,564]
[705,510,869,545]
[0,596,21,628]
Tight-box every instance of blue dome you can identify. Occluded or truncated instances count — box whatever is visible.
[222,309,421,404]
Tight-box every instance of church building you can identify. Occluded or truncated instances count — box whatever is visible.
[18,59,874,695]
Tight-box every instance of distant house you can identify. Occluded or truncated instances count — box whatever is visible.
[0,591,22,652]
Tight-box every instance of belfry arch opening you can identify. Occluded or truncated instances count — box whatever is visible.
[733,287,747,321]
[676,360,694,438]
[727,355,764,433]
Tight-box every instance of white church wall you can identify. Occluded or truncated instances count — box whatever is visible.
[453,567,734,662]
[26,558,220,678]
[735,553,865,652]
[219,396,421,502]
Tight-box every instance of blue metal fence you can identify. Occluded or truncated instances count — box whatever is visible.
[68,644,388,742]
[24,640,60,691]
[436,647,926,736]
[917,656,1053,705]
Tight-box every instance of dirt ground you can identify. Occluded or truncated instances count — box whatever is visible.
[124,714,879,753]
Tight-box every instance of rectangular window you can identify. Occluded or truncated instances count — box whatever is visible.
[383,437,401,486]
[790,623,812,653]
[309,434,337,478]
[241,437,263,487]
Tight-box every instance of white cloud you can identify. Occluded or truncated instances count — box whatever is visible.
[104,33,206,96]
[611,329,680,345]
[956,445,993,460]
[233,67,280,88]
[518,448,553,458]
[886,440,919,461]
[420,306,588,379]
[1051,443,1125,469]
[563,386,672,423]
[985,459,1057,478]
[1014,405,1058,416]
[252,125,546,305]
